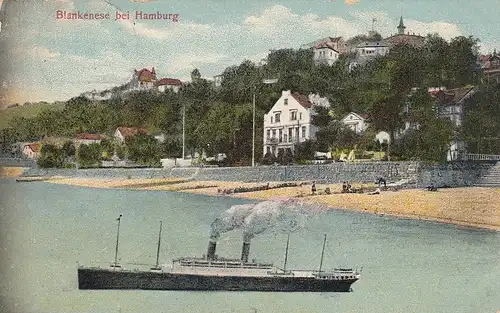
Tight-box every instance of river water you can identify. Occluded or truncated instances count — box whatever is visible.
[0,179,499,313]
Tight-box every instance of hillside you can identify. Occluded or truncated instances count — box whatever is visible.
[0,102,65,129]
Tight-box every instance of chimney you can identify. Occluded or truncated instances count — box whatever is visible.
[241,233,252,263]
[282,90,291,97]
[207,239,217,260]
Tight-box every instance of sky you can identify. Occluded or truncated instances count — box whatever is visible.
[0,0,499,106]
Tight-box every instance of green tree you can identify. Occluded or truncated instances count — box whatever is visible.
[61,141,76,159]
[77,143,102,168]
[126,133,161,166]
[294,140,317,162]
[462,85,500,154]
[37,144,64,168]
[100,138,113,159]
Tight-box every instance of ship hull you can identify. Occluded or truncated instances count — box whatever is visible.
[78,268,357,292]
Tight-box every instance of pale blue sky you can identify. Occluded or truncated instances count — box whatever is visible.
[0,0,499,105]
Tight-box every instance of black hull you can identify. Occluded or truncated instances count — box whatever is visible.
[78,268,357,292]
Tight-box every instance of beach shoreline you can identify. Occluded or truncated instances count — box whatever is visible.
[34,175,500,232]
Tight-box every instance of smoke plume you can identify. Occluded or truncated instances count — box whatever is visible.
[210,198,322,240]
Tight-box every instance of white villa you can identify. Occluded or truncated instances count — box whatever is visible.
[73,133,102,146]
[157,78,182,93]
[263,90,327,157]
[341,112,369,133]
[114,126,148,143]
[23,143,41,159]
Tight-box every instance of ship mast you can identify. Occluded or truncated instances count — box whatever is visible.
[154,221,163,269]
[318,234,327,273]
[283,233,290,272]
[114,214,123,269]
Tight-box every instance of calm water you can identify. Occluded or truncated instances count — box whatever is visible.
[0,179,499,313]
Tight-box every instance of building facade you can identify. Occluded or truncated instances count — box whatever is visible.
[114,126,149,143]
[263,90,319,157]
[23,143,40,159]
[130,67,157,90]
[384,16,425,48]
[355,41,390,63]
[312,37,346,66]
[341,112,369,133]
[157,78,182,93]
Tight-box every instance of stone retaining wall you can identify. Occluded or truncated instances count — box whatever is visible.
[20,161,496,188]
[417,162,494,187]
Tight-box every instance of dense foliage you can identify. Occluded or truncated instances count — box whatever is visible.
[2,32,498,166]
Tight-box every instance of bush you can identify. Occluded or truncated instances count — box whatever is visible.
[261,152,277,165]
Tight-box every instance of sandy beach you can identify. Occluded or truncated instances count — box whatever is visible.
[38,176,500,232]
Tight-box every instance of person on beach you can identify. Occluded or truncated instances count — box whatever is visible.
[377,177,387,188]
[427,183,438,191]
[311,181,316,195]
[368,187,381,195]
[342,181,348,193]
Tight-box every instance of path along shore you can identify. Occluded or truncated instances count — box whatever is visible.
[2,166,499,231]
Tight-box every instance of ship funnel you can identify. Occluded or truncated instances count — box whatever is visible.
[207,239,217,260]
[241,233,252,263]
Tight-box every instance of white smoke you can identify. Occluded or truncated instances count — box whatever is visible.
[210,198,323,239]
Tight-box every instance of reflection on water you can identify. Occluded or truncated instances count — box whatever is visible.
[0,179,499,313]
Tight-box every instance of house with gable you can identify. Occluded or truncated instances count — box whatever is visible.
[478,51,500,84]
[313,37,346,66]
[430,86,476,161]
[401,86,477,160]
[130,67,157,90]
[157,78,182,93]
[263,90,320,157]
[114,126,149,143]
[23,143,41,159]
[73,133,103,146]
[341,112,369,133]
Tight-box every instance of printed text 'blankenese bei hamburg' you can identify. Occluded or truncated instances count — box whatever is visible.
[56,10,179,22]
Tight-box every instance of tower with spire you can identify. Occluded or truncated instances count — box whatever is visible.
[397,16,406,35]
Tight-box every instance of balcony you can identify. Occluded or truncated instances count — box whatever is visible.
[267,137,279,145]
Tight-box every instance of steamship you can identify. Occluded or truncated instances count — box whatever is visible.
[78,216,361,292]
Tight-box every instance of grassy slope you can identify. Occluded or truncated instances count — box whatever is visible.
[0,102,65,129]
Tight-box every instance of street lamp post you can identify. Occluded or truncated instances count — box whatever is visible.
[252,78,278,167]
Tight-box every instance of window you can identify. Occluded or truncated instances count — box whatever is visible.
[295,127,299,139]
[284,99,288,105]
[302,126,306,138]
[266,129,270,139]
[290,111,297,121]
[271,116,273,123]
[288,128,293,142]
[266,147,271,154]
[272,129,276,138]
[278,129,283,143]
[299,112,302,120]
[275,113,281,123]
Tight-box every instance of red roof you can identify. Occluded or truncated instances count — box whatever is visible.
[479,54,492,62]
[429,86,475,103]
[314,41,338,52]
[135,67,157,82]
[25,143,41,153]
[291,93,312,109]
[75,133,102,140]
[359,114,370,119]
[157,78,182,86]
[117,126,148,138]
